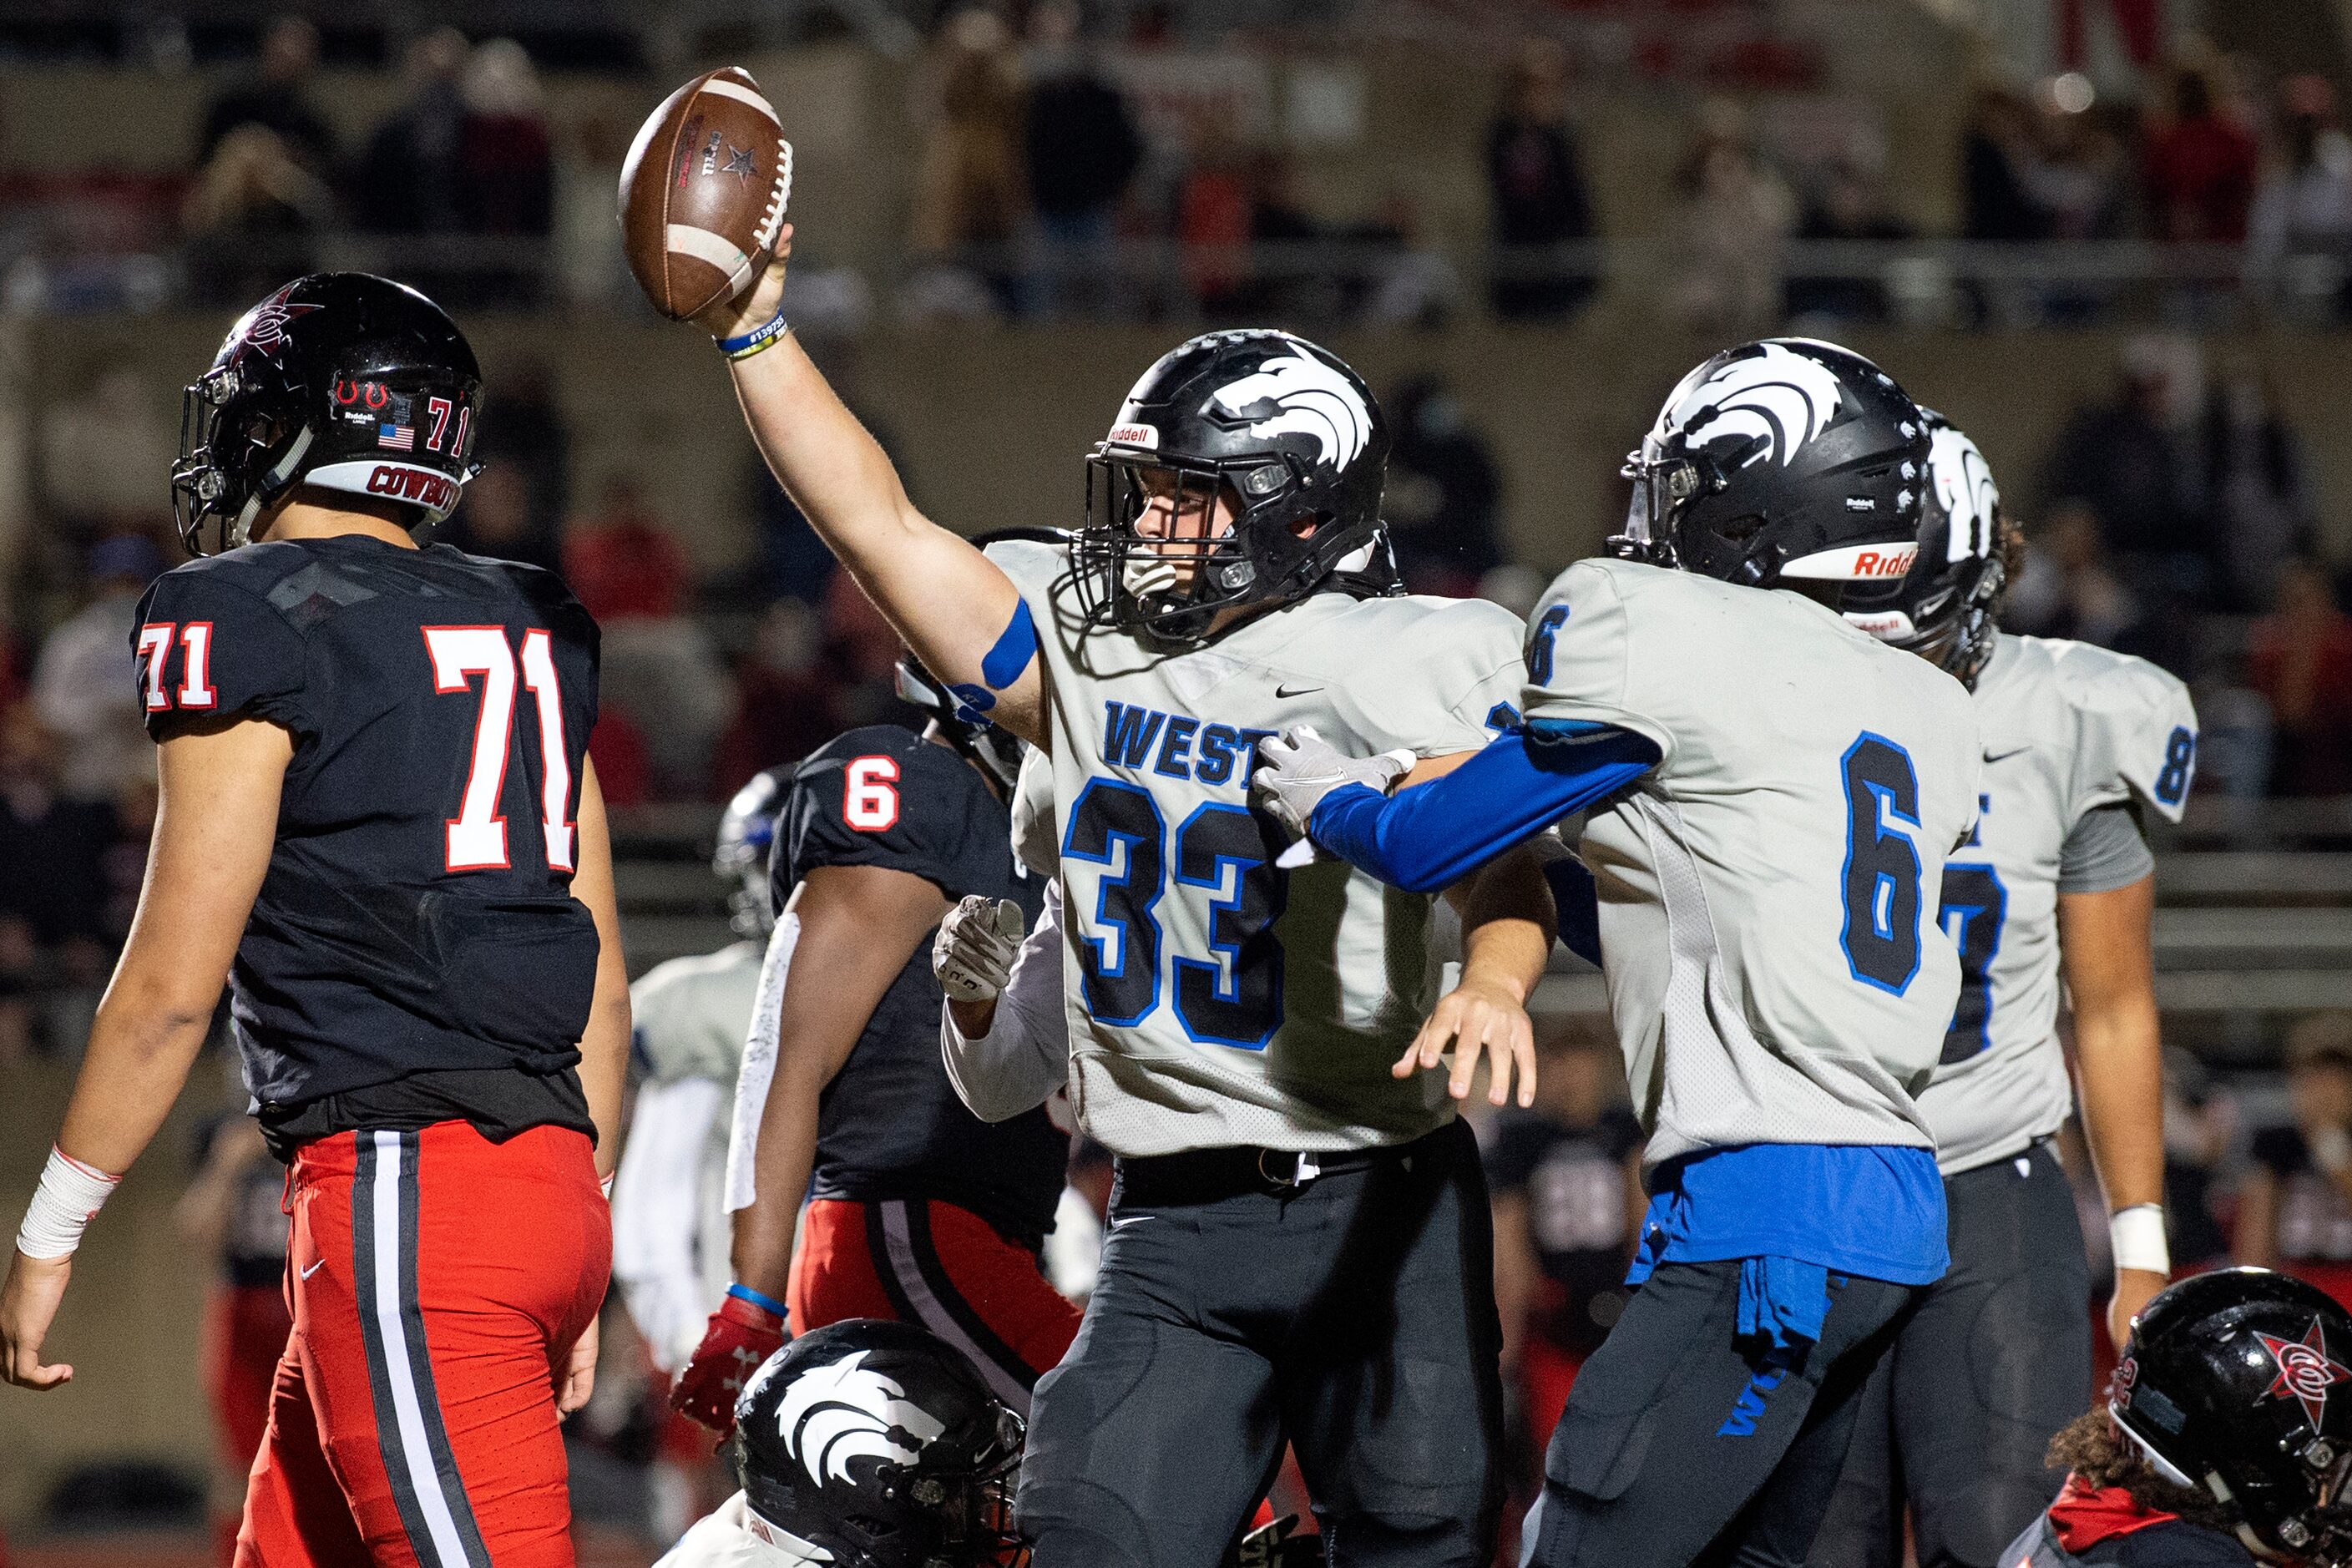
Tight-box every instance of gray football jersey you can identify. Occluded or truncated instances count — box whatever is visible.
[1920,634,2198,1174]
[987,539,1524,1156]
[1524,559,1982,1169]
[630,940,764,1089]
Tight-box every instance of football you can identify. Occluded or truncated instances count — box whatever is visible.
[617,66,793,321]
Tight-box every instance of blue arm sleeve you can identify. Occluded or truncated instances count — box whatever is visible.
[1306,721,1660,895]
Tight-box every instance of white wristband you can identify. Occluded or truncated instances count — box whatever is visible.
[16,1147,123,1261]
[2110,1204,2171,1277]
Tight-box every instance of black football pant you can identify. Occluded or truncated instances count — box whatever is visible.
[1806,1141,2091,1568]
[1524,1259,1915,1568]
[1016,1118,1505,1568]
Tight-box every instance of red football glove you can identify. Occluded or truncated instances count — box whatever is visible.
[671,1292,787,1434]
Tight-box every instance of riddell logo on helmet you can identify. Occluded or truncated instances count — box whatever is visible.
[367,465,456,511]
[1106,423,1159,448]
[1782,541,1920,582]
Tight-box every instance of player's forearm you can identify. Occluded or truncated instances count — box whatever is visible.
[1313,728,1655,894]
[726,333,927,570]
[2072,994,2165,1213]
[53,990,215,1176]
[571,766,631,1177]
[731,1070,822,1301]
[1453,847,1558,1000]
[726,337,1043,741]
[2059,880,2166,1214]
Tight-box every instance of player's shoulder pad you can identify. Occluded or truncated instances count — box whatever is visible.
[782,725,992,883]
[140,540,315,622]
[981,536,1065,601]
[2037,637,2199,822]
[486,554,599,637]
[135,545,318,738]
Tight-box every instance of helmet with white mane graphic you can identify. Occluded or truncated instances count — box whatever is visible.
[732,1319,1024,1567]
[1613,337,1930,590]
[1839,411,2011,689]
[1076,328,1398,644]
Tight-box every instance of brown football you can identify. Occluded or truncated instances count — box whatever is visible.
[617,67,793,321]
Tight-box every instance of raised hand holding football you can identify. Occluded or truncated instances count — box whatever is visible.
[617,66,793,322]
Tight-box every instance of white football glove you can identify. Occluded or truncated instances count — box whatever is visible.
[933,895,1024,1004]
[1252,726,1415,840]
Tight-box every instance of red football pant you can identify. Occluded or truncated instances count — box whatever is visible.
[207,1282,296,1479]
[235,1122,609,1568]
[787,1197,1081,1414]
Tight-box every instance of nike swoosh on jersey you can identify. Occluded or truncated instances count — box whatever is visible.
[1274,683,1326,698]
[301,1258,325,1280]
[1982,746,2034,764]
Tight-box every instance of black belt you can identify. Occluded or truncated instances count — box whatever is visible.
[1114,1122,1457,1206]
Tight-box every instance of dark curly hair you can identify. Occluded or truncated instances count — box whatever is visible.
[1995,514,2028,607]
[2047,1411,2240,1535]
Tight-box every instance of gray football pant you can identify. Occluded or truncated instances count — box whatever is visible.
[1016,1120,1505,1568]
[1525,1258,1917,1568]
[1806,1141,2092,1568]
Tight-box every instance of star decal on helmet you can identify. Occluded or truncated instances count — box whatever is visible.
[227,283,323,360]
[2256,1318,2351,1428]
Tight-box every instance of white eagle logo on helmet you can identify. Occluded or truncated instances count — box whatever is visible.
[1929,425,2000,564]
[772,1351,946,1488]
[1207,352,1372,472]
[1661,341,1847,469]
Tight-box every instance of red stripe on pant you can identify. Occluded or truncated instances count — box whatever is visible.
[786,1197,1081,1412]
[235,1121,609,1568]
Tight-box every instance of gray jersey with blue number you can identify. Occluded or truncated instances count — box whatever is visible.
[1920,633,2197,1174]
[1524,559,1983,1170]
[986,539,1524,1157]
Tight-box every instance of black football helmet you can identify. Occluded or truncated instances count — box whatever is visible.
[733,1320,1025,1568]
[714,767,792,938]
[1613,337,1930,590]
[1076,329,1397,644]
[173,272,483,555]
[2112,1268,2352,1565]
[1841,411,2007,688]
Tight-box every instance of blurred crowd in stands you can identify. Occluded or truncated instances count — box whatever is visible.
[181,18,558,307]
[0,7,2322,326]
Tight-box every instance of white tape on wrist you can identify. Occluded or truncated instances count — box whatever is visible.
[2110,1204,2171,1277]
[16,1146,123,1261]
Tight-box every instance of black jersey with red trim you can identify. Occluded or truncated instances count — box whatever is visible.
[134,535,600,1132]
[774,726,1064,1251]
